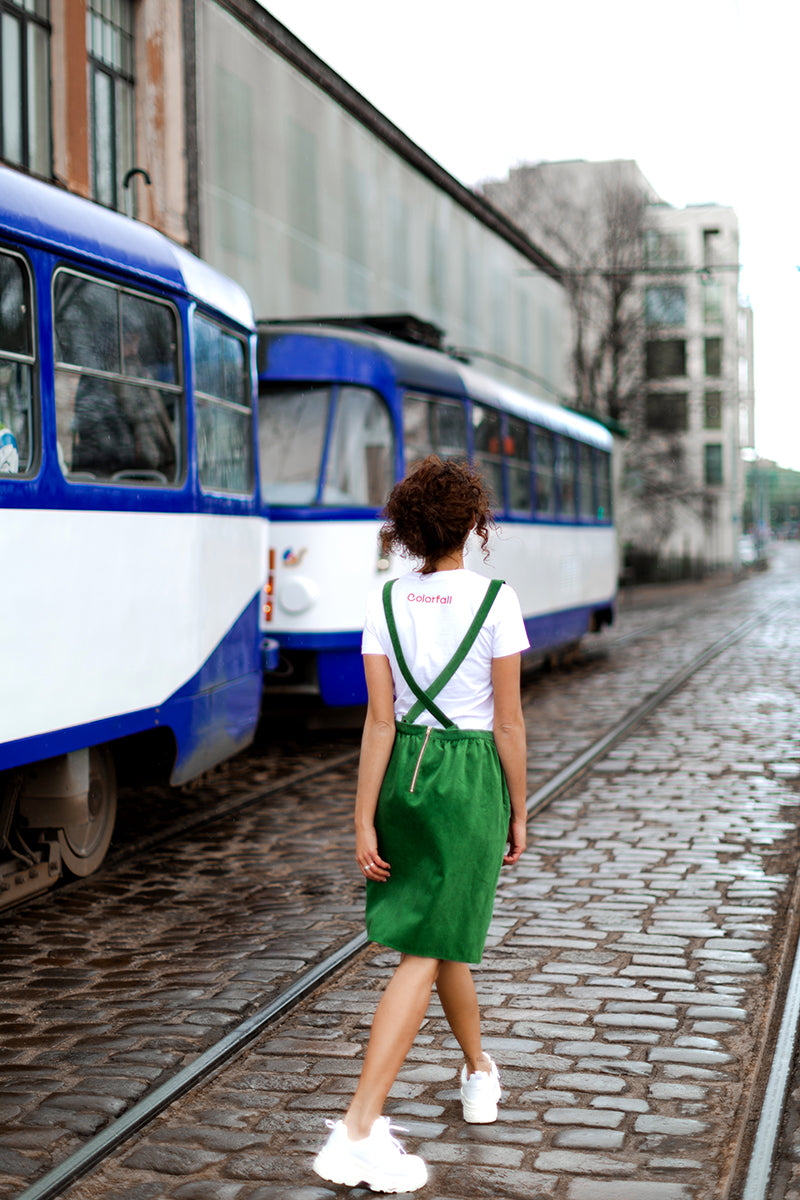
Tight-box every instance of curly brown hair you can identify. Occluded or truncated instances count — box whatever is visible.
[379,456,495,575]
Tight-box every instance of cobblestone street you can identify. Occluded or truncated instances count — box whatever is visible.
[2,546,799,1200]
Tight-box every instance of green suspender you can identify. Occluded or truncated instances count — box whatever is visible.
[382,578,504,728]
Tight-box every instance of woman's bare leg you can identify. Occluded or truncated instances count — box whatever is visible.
[343,954,440,1140]
[435,960,493,1075]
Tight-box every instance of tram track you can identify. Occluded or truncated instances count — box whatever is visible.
[12,598,784,1200]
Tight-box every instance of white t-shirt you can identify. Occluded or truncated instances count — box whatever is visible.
[362,568,529,730]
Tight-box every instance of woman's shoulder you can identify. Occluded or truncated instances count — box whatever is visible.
[460,569,517,597]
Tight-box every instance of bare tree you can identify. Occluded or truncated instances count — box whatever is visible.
[482,162,646,425]
[481,162,708,565]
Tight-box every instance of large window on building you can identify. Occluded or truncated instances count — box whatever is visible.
[644,229,687,268]
[704,390,722,429]
[645,286,686,326]
[702,282,724,325]
[0,0,51,176]
[646,339,686,379]
[705,337,723,377]
[704,443,723,486]
[645,392,688,433]
[87,0,135,211]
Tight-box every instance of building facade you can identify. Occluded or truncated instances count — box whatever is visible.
[634,201,754,569]
[482,160,756,573]
[0,0,189,241]
[0,0,570,410]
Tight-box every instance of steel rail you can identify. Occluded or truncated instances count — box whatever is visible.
[13,602,778,1200]
[14,932,370,1200]
[742,914,800,1200]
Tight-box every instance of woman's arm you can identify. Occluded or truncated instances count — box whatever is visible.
[491,652,528,866]
[354,653,396,881]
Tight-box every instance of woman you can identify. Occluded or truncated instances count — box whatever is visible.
[313,456,529,1194]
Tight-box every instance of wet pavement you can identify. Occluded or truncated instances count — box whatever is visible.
[1,544,799,1199]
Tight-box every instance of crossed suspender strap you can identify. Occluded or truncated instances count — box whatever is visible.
[382,578,504,728]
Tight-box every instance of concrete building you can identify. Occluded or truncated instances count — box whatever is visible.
[482,160,756,574]
[635,200,754,570]
[0,0,570,409]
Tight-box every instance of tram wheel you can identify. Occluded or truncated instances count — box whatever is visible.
[57,746,117,877]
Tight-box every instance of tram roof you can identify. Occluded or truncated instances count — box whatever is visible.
[0,166,255,331]
[258,321,612,450]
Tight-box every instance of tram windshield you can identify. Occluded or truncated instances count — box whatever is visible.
[259,384,394,507]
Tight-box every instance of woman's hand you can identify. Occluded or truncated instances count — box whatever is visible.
[356,825,391,882]
[503,815,527,866]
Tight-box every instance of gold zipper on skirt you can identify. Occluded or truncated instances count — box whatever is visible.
[409,726,432,793]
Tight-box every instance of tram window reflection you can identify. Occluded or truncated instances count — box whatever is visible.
[506,417,532,515]
[0,250,35,475]
[472,404,503,510]
[534,427,555,517]
[403,394,467,468]
[556,436,577,519]
[259,385,330,505]
[194,314,252,495]
[596,449,613,520]
[53,270,182,484]
[578,442,595,520]
[322,386,394,507]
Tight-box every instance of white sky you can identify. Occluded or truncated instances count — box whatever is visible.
[264,0,800,471]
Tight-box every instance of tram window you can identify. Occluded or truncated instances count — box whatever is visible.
[506,417,532,514]
[322,387,394,506]
[403,393,467,467]
[0,251,35,475]
[556,437,577,518]
[596,449,613,520]
[121,292,179,385]
[259,385,329,505]
[194,315,253,495]
[472,405,503,508]
[577,443,595,520]
[533,427,555,517]
[53,270,182,485]
[436,400,468,459]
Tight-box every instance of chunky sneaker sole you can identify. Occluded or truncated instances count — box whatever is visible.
[313,1118,428,1194]
[460,1056,501,1123]
[313,1149,427,1193]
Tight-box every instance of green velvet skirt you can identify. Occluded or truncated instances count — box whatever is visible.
[366,719,510,963]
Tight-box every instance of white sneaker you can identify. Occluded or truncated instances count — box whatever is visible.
[312,1116,428,1193]
[460,1055,501,1123]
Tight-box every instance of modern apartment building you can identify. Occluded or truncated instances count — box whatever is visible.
[635,201,754,568]
[482,160,756,573]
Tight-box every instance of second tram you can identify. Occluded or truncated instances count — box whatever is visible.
[257,319,617,708]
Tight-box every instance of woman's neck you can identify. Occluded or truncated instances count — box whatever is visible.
[431,548,464,572]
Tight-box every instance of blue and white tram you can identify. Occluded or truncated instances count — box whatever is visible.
[257,320,617,708]
[0,166,270,902]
